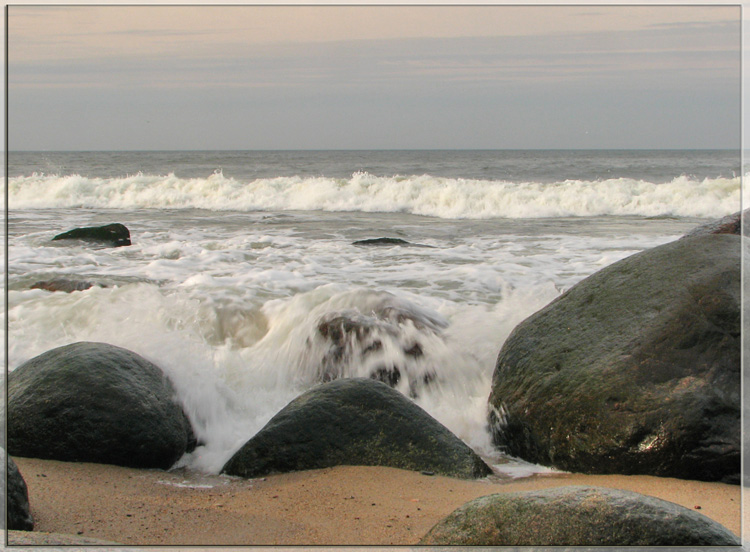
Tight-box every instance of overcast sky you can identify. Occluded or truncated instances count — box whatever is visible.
[7,5,741,151]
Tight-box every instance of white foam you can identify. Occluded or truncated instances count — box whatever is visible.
[9,171,741,219]
[6,204,702,475]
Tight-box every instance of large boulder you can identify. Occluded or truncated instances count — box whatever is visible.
[419,486,740,546]
[222,378,492,479]
[682,209,747,239]
[52,223,131,247]
[8,342,193,469]
[488,234,742,483]
[3,450,34,531]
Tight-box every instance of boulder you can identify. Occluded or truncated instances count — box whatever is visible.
[4,451,34,531]
[488,234,742,483]
[313,303,443,397]
[682,209,747,239]
[31,278,98,293]
[419,485,740,546]
[8,342,193,469]
[222,378,491,479]
[52,223,131,247]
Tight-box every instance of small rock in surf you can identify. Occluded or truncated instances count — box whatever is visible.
[31,278,99,293]
[52,223,132,247]
[352,237,432,247]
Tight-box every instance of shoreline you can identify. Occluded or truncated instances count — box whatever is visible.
[10,456,741,547]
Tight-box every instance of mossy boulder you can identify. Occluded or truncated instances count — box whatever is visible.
[488,234,742,483]
[8,342,193,469]
[222,378,491,479]
[420,486,740,546]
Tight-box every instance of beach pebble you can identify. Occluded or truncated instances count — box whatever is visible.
[420,486,740,546]
[221,377,492,479]
[489,234,742,483]
[8,341,194,470]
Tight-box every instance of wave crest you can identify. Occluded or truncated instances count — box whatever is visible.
[9,171,741,219]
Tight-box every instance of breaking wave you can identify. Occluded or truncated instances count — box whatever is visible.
[9,170,741,219]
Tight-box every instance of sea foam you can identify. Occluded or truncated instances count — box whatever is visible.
[9,171,741,219]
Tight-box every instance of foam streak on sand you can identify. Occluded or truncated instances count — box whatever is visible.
[9,171,740,219]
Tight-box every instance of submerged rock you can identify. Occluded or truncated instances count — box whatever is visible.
[8,342,193,469]
[420,486,740,546]
[488,234,741,483]
[314,306,440,397]
[31,278,98,293]
[222,378,492,479]
[4,450,34,532]
[52,223,131,247]
[352,237,432,247]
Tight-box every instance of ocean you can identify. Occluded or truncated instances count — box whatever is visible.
[6,149,742,476]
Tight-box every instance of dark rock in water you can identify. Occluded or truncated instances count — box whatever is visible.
[682,210,747,238]
[31,278,98,293]
[222,378,492,479]
[488,234,742,483]
[52,223,131,247]
[419,486,740,546]
[3,450,34,531]
[352,237,432,247]
[8,342,193,470]
[313,298,446,397]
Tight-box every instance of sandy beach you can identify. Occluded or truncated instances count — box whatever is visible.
[9,456,741,547]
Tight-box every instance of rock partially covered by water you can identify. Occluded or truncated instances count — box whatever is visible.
[488,234,741,483]
[52,223,131,247]
[682,209,747,238]
[314,300,444,397]
[4,450,34,531]
[8,342,194,469]
[420,486,740,546]
[352,237,432,247]
[31,278,98,293]
[222,378,492,479]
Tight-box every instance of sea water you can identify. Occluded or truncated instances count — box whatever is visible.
[6,149,742,475]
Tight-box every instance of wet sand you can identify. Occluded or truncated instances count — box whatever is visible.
[10,456,741,547]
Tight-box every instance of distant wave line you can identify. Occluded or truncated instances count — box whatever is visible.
[8,171,742,219]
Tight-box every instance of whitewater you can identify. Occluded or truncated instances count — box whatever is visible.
[6,149,742,476]
[8,170,740,218]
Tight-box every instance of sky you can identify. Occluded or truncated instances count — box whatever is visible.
[7,4,742,151]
